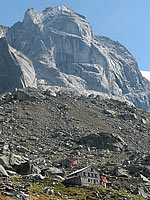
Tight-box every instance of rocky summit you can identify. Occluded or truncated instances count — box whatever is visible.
[0,88,150,199]
[0,5,149,110]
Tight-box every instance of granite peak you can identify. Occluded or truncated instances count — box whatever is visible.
[0,6,150,109]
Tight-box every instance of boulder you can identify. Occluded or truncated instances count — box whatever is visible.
[30,173,45,180]
[16,145,30,153]
[133,187,149,199]
[44,89,57,97]
[141,154,150,165]
[78,132,127,151]
[31,165,41,175]
[6,170,18,176]
[0,154,31,175]
[138,174,150,183]
[2,144,10,154]
[41,167,64,178]
[0,164,8,176]
[118,113,138,120]
[126,164,142,175]
[44,187,54,195]
[142,165,150,177]
[9,154,31,175]
[115,167,130,178]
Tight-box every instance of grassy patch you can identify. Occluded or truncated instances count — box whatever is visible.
[0,194,11,200]
[25,179,145,200]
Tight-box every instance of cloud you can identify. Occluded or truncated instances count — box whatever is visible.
[141,71,150,81]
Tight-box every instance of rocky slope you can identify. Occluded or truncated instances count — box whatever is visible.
[4,6,150,110]
[0,88,150,199]
[0,37,37,94]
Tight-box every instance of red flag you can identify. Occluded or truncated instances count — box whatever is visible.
[102,177,107,183]
[72,160,77,166]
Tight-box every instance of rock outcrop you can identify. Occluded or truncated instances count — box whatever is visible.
[3,6,150,110]
[0,37,37,94]
[78,132,127,151]
[0,25,8,38]
[0,154,30,175]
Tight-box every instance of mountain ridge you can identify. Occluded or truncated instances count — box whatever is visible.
[0,6,150,109]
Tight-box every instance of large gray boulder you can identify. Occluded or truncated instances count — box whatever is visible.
[0,154,31,175]
[41,167,64,178]
[6,6,150,110]
[78,132,127,151]
[10,154,31,175]
[0,37,37,94]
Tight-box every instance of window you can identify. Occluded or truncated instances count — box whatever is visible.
[88,173,90,177]
[83,172,86,176]
[95,174,98,178]
[91,173,93,177]
[91,168,94,172]
[88,179,90,182]
[94,180,96,184]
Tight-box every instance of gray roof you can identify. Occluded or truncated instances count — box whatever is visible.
[68,165,100,177]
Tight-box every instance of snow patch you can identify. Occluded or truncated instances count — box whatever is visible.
[141,71,150,81]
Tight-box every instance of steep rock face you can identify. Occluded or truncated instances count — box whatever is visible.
[6,6,150,109]
[0,37,37,94]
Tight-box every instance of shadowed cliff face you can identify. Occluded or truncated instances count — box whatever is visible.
[4,6,150,110]
[0,37,37,94]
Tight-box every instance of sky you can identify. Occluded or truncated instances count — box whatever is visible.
[0,0,150,72]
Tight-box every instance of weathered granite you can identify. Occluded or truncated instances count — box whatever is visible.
[0,37,37,94]
[5,6,150,110]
